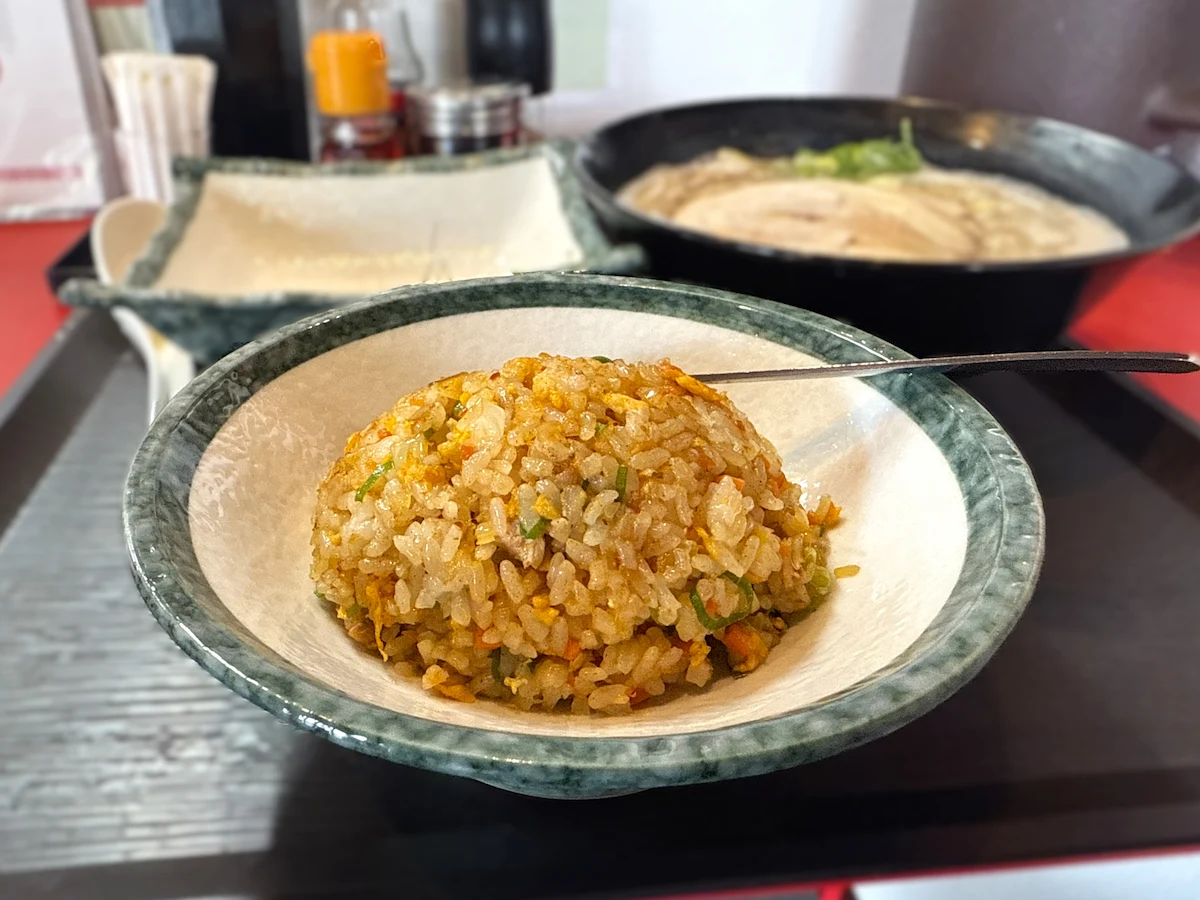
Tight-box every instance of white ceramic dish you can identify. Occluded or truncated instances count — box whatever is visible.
[63,144,644,364]
[125,274,1044,798]
[90,195,196,424]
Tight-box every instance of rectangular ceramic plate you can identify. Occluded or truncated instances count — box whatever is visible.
[58,143,645,363]
[152,158,585,295]
[135,142,641,293]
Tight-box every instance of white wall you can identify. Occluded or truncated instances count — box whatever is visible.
[301,0,918,144]
[530,0,918,136]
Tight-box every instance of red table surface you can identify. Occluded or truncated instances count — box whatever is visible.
[0,219,89,398]
[1,221,1199,421]
[1069,238,1200,423]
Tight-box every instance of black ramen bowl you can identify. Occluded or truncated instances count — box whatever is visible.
[574,97,1200,355]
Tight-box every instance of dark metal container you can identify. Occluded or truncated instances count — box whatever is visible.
[903,0,1200,151]
[574,97,1200,355]
[407,81,529,157]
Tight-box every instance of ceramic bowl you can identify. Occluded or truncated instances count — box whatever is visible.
[124,273,1044,798]
[61,143,644,364]
[575,96,1200,355]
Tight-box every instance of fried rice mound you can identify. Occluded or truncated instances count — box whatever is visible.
[311,354,838,713]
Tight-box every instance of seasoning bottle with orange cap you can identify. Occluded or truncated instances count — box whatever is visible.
[308,1,403,162]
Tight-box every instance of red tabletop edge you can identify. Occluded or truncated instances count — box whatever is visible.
[1069,237,1200,424]
[0,219,91,400]
[2,222,1200,425]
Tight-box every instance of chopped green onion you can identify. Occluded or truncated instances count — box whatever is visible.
[722,570,756,605]
[355,459,394,501]
[615,465,628,501]
[789,118,922,181]
[594,422,609,435]
[794,589,832,622]
[314,590,326,601]
[451,401,465,418]
[491,647,519,682]
[689,573,755,631]
[519,516,550,540]
[344,602,365,618]
[592,356,613,363]
[810,566,833,595]
[423,427,437,440]
[788,151,839,178]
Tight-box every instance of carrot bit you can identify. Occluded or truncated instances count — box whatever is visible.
[628,687,651,706]
[461,445,476,460]
[730,476,746,491]
[434,683,477,703]
[826,503,842,527]
[475,629,502,651]
[563,637,581,661]
[720,622,758,658]
[720,622,770,673]
[705,598,720,616]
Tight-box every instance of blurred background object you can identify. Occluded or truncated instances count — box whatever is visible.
[298,0,467,158]
[903,0,1200,165]
[367,0,424,129]
[100,52,215,201]
[0,0,120,220]
[465,0,550,95]
[407,80,528,155]
[291,0,919,153]
[526,0,917,136]
[88,0,155,52]
[148,0,311,160]
[307,0,405,161]
[404,0,468,86]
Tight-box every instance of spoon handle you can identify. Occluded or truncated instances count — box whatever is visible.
[697,350,1200,385]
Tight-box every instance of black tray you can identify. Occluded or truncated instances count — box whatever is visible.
[45,230,96,294]
[2,311,1199,899]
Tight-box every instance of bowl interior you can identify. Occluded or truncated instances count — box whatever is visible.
[151,158,585,296]
[186,303,967,739]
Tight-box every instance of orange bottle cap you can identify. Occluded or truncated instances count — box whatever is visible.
[308,30,390,117]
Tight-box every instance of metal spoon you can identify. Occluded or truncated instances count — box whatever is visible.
[696,349,1199,385]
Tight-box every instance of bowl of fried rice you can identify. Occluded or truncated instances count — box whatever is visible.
[124,273,1044,798]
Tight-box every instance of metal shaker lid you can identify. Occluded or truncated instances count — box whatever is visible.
[407,81,530,139]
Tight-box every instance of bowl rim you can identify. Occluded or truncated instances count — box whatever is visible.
[573,94,1200,275]
[123,272,1045,797]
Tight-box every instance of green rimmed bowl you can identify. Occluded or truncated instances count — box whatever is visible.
[123,273,1044,798]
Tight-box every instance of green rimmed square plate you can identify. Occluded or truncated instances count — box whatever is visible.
[60,144,645,365]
